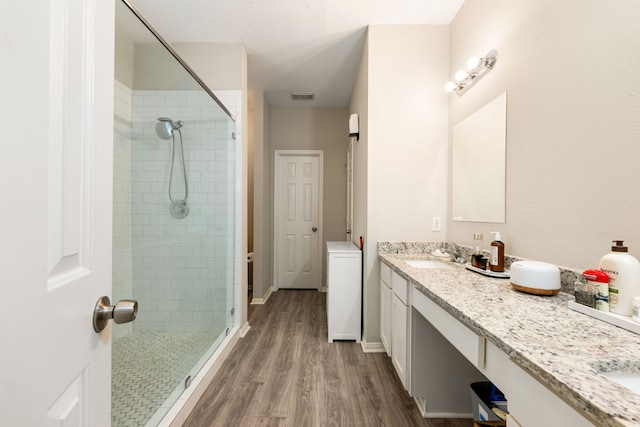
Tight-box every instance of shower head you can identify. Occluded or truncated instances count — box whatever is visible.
[155,117,183,140]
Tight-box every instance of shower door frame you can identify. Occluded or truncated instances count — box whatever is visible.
[114,1,244,425]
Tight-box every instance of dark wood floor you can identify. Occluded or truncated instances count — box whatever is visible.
[184,290,472,427]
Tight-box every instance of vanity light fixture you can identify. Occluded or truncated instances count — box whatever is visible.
[445,50,498,96]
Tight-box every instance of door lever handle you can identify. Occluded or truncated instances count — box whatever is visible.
[93,296,138,333]
[312,227,318,232]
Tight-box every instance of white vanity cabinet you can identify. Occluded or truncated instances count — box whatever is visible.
[391,270,410,390]
[379,261,411,390]
[480,340,595,427]
[411,285,595,426]
[379,262,392,356]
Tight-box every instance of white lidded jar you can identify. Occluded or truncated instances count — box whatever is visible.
[598,240,640,316]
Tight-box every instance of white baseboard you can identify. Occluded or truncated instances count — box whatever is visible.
[414,396,473,419]
[239,321,251,338]
[360,338,385,353]
[250,286,273,305]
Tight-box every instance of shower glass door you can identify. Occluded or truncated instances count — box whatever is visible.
[113,2,237,425]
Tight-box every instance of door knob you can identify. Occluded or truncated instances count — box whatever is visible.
[312,227,318,232]
[93,296,138,333]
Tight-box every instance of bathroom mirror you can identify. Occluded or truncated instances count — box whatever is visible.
[451,91,507,223]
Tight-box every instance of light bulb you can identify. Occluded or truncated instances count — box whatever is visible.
[444,81,457,92]
[455,69,468,82]
[466,56,482,69]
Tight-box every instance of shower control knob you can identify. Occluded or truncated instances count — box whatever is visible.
[93,296,138,333]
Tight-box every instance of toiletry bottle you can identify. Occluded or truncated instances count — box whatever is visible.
[471,233,483,268]
[583,269,609,312]
[574,276,595,308]
[598,240,640,316]
[633,297,640,324]
[489,232,505,272]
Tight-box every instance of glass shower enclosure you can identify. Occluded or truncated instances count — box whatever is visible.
[113,1,238,425]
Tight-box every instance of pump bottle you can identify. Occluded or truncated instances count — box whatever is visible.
[599,240,640,316]
[489,232,505,272]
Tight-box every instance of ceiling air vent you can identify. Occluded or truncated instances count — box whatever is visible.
[290,92,315,101]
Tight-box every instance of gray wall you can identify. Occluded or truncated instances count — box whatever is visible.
[447,0,640,270]
[350,25,450,345]
[251,90,273,300]
[270,107,350,287]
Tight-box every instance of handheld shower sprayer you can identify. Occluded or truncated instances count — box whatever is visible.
[155,117,189,219]
[155,117,184,140]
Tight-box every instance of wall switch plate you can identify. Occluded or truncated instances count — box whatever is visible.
[432,217,441,232]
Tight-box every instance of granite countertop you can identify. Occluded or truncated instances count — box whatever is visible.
[379,250,640,427]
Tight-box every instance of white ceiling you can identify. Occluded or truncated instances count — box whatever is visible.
[128,0,465,107]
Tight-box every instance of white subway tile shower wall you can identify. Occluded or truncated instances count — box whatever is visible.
[128,88,239,333]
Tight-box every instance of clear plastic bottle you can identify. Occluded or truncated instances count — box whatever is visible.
[598,240,640,316]
[582,269,609,312]
[633,297,640,324]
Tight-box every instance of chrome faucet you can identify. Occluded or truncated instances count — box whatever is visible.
[448,243,466,264]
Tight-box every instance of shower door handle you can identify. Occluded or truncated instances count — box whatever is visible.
[93,296,138,333]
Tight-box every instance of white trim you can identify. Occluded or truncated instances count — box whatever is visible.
[250,286,273,305]
[413,396,473,419]
[239,322,251,338]
[360,338,385,353]
[273,150,324,291]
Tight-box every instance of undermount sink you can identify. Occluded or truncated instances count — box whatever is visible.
[601,372,640,395]
[404,259,452,269]
[593,361,640,396]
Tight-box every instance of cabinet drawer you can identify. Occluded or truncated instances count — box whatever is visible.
[391,271,409,304]
[380,261,391,285]
[412,287,485,367]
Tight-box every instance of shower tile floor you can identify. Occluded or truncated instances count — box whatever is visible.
[112,330,221,427]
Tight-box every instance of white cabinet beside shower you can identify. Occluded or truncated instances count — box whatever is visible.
[326,241,362,343]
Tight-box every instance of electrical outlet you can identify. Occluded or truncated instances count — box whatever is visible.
[432,217,441,232]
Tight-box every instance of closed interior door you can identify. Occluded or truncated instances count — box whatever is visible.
[0,0,114,424]
[274,151,323,290]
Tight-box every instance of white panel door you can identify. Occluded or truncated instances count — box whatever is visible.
[274,151,323,290]
[0,0,114,425]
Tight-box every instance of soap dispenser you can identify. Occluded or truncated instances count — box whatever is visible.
[599,240,640,316]
[489,232,505,272]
